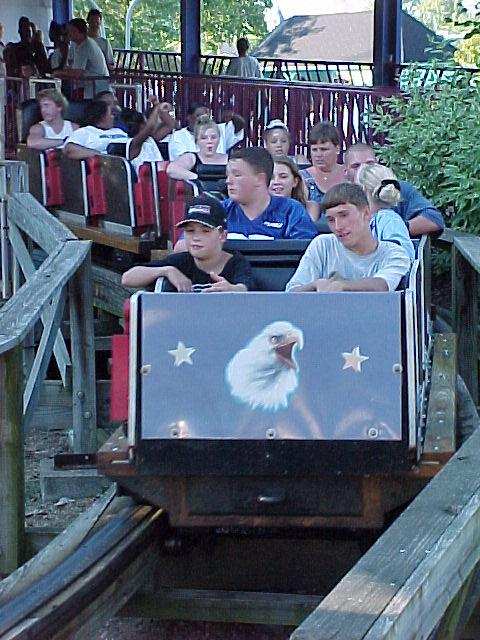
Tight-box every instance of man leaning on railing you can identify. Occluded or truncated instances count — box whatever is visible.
[53,18,110,99]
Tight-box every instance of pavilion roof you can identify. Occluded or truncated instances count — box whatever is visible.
[253,10,455,62]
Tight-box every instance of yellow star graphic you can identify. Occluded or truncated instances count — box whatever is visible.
[168,341,196,366]
[342,346,369,373]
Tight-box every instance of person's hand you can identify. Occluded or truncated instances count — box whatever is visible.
[159,101,173,112]
[314,277,345,292]
[203,273,235,292]
[148,94,159,107]
[165,267,192,292]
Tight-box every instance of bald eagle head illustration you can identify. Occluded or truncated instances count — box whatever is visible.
[226,321,304,411]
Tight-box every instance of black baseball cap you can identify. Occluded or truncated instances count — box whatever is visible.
[176,196,227,230]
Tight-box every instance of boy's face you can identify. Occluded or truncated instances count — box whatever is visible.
[324,202,371,250]
[183,222,225,259]
[226,159,266,204]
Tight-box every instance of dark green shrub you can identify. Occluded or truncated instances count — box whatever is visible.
[372,65,480,234]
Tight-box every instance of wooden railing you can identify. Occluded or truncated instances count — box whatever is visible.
[112,70,395,154]
[0,161,96,574]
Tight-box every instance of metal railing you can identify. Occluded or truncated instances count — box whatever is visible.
[0,160,96,574]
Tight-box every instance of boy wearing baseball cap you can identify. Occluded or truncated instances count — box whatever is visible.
[122,196,253,292]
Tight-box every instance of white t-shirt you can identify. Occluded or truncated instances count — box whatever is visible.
[225,55,262,79]
[66,126,163,174]
[285,234,411,292]
[66,125,128,153]
[168,121,244,160]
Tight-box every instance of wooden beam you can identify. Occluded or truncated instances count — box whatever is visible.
[7,193,76,254]
[7,221,71,386]
[69,253,97,453]
[121,588,321,627]
[0,241,91,354]
[291,427,480,640]
[63,222,157,255]
[0,346,25,575]
[452,242,479,404]
[92,264,134,317]
[423,334,457,463]
[23,289,66,432]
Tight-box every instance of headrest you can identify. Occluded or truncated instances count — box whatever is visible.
[106,142,128,157]
[19,99,41,143]
[65,99,91,125]
[196,163,227,181]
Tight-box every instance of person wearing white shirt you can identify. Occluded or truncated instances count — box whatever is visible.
[168,102,244,160]
[286,183,410,293]
[27,88,79,150]
[54,18,110,98]
[63,98,163,174]
[225,37,262,79]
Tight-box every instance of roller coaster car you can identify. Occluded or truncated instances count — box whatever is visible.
[99,236,453,530]
[17,144,163,237]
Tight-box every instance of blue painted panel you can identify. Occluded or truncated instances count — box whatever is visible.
[138,292,403,441]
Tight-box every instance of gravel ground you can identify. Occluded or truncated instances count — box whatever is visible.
[24,428,96,529]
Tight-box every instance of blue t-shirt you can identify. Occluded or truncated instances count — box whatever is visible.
[396,181,444,231]
[222,195,318,240]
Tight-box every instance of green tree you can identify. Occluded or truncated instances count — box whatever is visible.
[372,64,480,234]
[73,0,271,52]
[403,0,458,30]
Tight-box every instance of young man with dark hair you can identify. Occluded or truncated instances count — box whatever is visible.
[63,98,163,172]
[344,143,444,236]
[286,183,410,292]
[223,147,318,240]
[122,195,253,292]
[86,8,114,70]
[225,37,262,79]
[4,16,49,77]
[168,102,244,160]
[53,18,110,98]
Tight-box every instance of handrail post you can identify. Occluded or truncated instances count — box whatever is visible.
[452,243,479,404]
[69,253,97,453]
[0,346,25,575]
[0,77,5,160]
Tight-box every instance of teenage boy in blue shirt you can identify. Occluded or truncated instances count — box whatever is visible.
[223,147,318,240]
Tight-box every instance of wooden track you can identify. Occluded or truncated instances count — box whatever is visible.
[0,493,167,640]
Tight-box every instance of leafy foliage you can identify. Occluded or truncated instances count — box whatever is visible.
[372,63,480,234]
[73,0,271,52]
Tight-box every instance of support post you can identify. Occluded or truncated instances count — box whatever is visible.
[373,0,402,86]
[452,244,479,405]
[69,253,97,453]
[52,0,73,25]
[180,0,200,74]
[0,347,25,576]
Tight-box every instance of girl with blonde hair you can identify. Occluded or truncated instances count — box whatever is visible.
[167,115,227,182]
[357,163,414,261]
